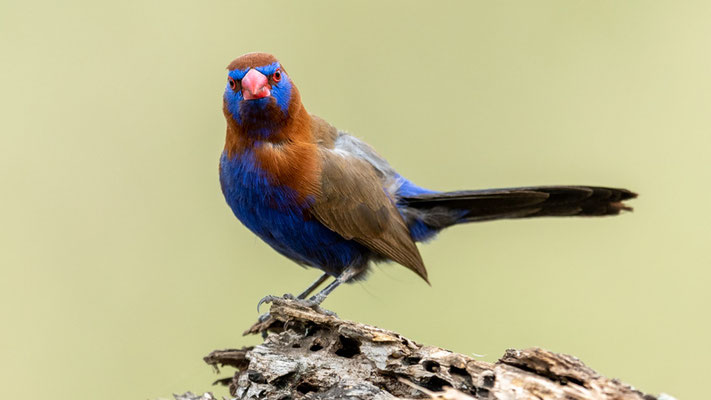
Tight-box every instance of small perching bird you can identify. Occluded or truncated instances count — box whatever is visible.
[219,52,636,306]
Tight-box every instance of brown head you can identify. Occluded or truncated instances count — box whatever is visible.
[223,53,309,153]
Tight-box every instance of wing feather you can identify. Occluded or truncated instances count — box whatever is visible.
[310,150,428,283]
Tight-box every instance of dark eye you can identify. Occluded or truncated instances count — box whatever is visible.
[272,69,282,82]
[228,77,237,90]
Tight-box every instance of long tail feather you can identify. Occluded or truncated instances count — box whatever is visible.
[399,186,637,228]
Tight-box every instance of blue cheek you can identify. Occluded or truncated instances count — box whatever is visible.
[225,85,244,124]
[271,76,292,113]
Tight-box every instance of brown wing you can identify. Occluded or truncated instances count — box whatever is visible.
[310,150,429,283]
[310,114,339,148]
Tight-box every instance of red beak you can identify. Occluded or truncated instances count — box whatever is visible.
[241,69,270,100]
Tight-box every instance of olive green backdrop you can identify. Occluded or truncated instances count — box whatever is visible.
[1,1,708,399]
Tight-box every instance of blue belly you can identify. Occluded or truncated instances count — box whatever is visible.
[219,151,370,276]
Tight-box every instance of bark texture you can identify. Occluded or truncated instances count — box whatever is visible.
[192,298,663,400]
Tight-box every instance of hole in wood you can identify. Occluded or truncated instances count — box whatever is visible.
[296,382,319,394]
[420,376,451,392]
[449,365,467,377]
[334,335,361,358]
[403,356,422,365]
[481,372,496,388]
[247,370,266,384]
[271,372,295,389]
[423,360,440,373]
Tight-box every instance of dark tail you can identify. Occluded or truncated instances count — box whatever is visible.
[399,186,637,231]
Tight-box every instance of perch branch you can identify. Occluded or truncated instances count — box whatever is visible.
[189,298,663,400]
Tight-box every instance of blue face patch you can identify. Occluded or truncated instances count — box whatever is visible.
[224,79,245,124]
[224,62,293,130]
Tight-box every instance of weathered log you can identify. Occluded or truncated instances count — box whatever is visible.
[190,298,665,400]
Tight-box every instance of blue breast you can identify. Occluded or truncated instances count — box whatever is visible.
[219,150,370,276]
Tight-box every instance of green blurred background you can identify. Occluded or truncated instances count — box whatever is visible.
[1,1,709,399]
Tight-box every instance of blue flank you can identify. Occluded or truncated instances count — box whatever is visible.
[393,175,441,242]
[394,175,436,197]
[220,150,371,277]
[393,175,469,242]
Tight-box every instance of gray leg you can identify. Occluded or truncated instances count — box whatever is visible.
[307,266,359,306]
[297,273,331,299]
[257,273,331,313]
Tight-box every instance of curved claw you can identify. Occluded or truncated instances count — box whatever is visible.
[257,295,278,313]
[257,293,297,313]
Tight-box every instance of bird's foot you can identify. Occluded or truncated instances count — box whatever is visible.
[257,295,279,313]
[256,294,336,317]
[297,297,338,317]
[256,293,298,313]
[248,294,293,337]
[245,294,336,337]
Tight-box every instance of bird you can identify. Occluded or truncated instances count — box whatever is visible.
[219,52,636,307]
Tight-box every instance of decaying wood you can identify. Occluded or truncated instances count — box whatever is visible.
[189,298,664,400]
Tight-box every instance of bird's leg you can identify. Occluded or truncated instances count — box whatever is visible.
[296,273,331,299]
[257,273,331,311]
[256,273,332,322]
[306,265,359,307]
[247,269,354,336]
